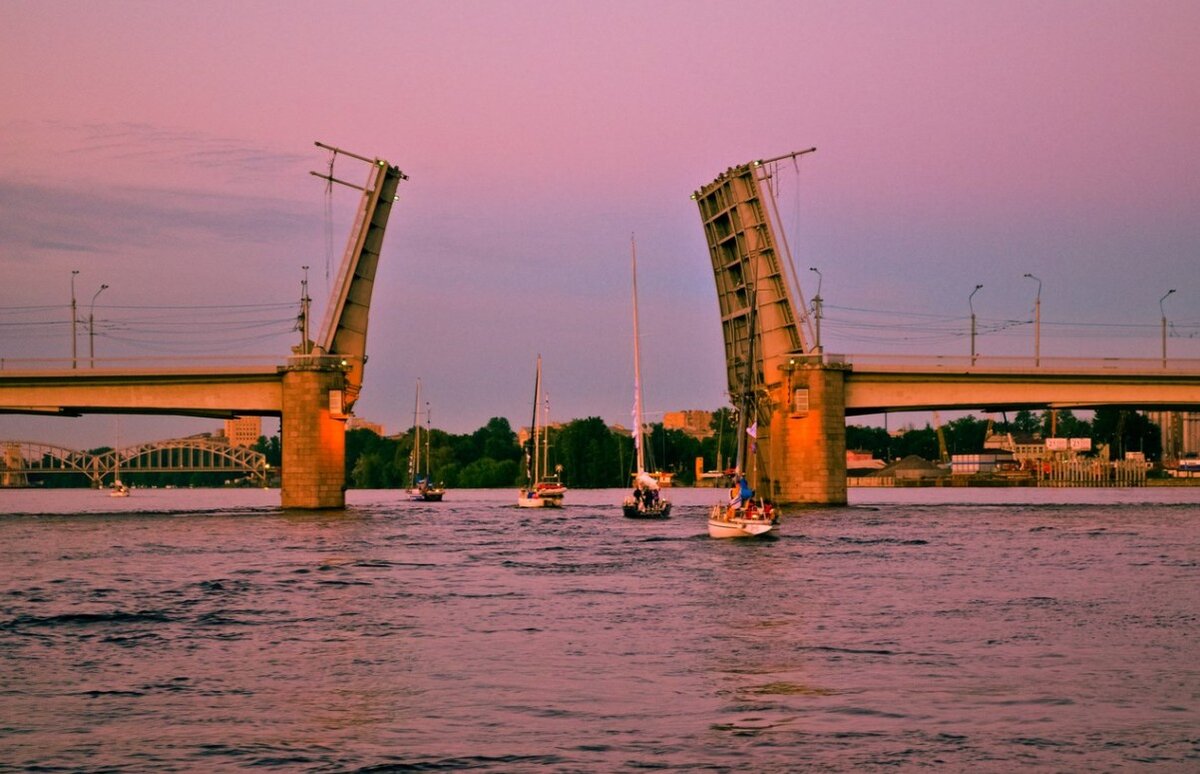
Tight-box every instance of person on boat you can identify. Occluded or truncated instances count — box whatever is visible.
[738,476,754,503]
[632,486,644,511]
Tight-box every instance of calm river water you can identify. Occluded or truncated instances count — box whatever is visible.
[1,486,1197,772]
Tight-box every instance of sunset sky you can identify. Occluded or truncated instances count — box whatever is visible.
[2,1,1198,448]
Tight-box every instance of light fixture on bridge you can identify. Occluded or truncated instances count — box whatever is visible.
[1160,288,1177,368]
[89,284,109,369]
[969,284,983,366]
[70,269,80,369]
[1023,273,1042,367]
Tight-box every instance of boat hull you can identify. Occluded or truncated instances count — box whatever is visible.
[707,505,776,538]
[622,499,672,519]
[518,489,563,508]
[409,488,445,502]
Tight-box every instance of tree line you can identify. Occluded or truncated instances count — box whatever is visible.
[344,407,1162,490]
[13,407,1162,489]
[344,411,739,489]
[845,408,1160,464]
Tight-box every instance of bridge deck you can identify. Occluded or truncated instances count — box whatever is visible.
[0,363,286,417]
[826,354,1200,415]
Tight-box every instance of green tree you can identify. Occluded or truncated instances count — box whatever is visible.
[351,452,388,488]
[1011,410,1040,436]
[1092,409,1161,460]
[554,417,621,487]
[845,424,892,461]
[645,424,702,485]
[1041,409,1090,439]
[943,415,988,455]
[251,435,282,466]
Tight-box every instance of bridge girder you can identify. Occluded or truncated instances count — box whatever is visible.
[315,154,407,412]
[693,158,815,402]
[842,366,1200,415]
[1,438,269,487]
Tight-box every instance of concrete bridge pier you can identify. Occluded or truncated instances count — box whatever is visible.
[280,361,348,509]
[769,361,849,506]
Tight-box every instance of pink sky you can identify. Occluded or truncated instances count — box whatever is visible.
[2,1,1199,447]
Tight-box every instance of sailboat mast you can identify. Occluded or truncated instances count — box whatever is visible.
[631,235,647,476]
[410,379,421,485]
[734,257,761,478]
[528,355,542,486]
[541,391,551,481]
[425,401,433,481]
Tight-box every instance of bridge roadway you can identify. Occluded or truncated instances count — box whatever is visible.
[830,354,1200,414]
[0,359,288,418]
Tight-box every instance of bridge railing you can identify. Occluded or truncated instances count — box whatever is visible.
[793,353,1200,374]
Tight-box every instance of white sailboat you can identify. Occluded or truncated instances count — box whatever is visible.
[518,355,566,508]
[406,379,445,502]
[622,236,671,519]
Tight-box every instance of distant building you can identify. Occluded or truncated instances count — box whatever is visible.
[846,450,886,474]
[347,417,385,436]
[518,422,564,447]
[223,416,262,448]
[1148,411,1200,461]
[663,410,713,439]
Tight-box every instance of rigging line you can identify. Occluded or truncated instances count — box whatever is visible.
[99,315,297,327]
[100,303,297,312]
[0,304,65,313]
[822,303,965,321]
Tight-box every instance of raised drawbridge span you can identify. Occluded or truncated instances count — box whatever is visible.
[0,143,406,508]
[1,437,269,488]
[694,153,1200,506]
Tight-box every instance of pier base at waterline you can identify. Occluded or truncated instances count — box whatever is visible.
[280,364,348,509]
[769,362,849,506]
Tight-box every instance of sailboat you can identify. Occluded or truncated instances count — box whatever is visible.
[518,355,566,508]
[622,236,671,519]
[707,270,778,538]
[109,418,130,497]
[406,379,445,502]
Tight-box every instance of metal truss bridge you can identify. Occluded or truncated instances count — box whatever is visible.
[0,437,269,488]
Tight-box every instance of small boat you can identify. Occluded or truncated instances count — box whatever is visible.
[518,355,566,508]
[622,235,671,519]
[107,419,131,498]
[406,379,445,502]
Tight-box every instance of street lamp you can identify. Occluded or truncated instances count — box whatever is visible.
[1023,273,1041,366]
[809,267,823,354]
[89,284,108,368]
[70,269,80,368]
[1160,288,1176,367]
[969,284,983,365]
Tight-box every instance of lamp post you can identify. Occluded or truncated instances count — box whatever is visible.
[70,269,80,368]
[1023,273,1041,366]
[969,284,983,365]
[809,267,823,355]
[89,284,108,368]
[1160,288,1176,368]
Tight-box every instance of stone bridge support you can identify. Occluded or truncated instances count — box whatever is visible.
[768,362,849,506]
[280,363,347,509]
